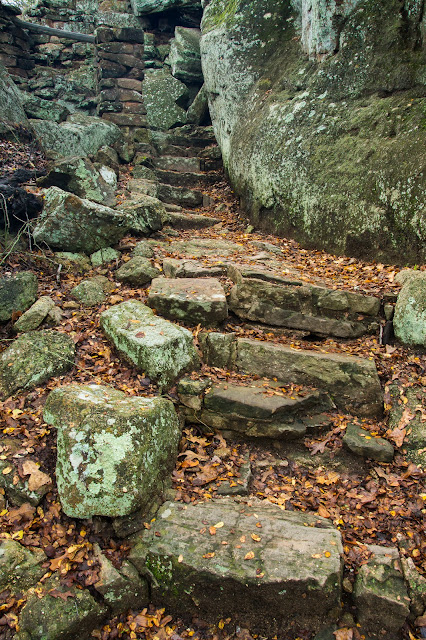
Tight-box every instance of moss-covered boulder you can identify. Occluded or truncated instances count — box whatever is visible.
[0,271,38,323]
[100,300,199,390]
[117,195,164,235]
[0,539,46,593]
[393,272,426,346]
[43,383,181,518]
[70,275,114,307]
[201,0,426,264]
[129,498,343,635]
[169,27,203,84]
[33,187,133,253]
[0,330,75,400]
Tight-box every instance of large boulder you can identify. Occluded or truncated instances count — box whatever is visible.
[142,70,188,130]
[33,187,133,253]
[129,498,343,635]
[0,62,29,132]
[38,156,116,207]
[393,272,426,346]
[130,0,201,16]
[44,384,181,518]
[200,0,426,264]
[31,113,122,159]
[169,27,203,84]
[0,330,75,400]
[117,195,164,235]
[0,271,38,323]
[100,300,200,390]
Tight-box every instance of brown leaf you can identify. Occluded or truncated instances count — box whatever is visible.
[49,589,75,601]
[388,426,406,448]
[333,628,353,640]
[244,551,255,560]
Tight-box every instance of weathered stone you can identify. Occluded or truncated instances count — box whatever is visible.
[228,274,380,338]
[0,539,46,593]
[236,339,383,417]
[0,330,75,400]
[354,545,410,634]
[177,376,212,411]
[142,70,187,130]
[127,178,158,198]
[116,256,160,285]
[0,61,29,131]
[400,556,426,619]
[130,0,201,16]
[393,272,426,346]
[163,258,225,278]
[201,0,426,264]
[388,384,425,467]
[163,238,243,258]
[0,448,52,507]
[33,187,132,253]
[94,145,120,175]
[100,300,199,389]
[38,156,116,207]
[70,276,113,306]
[166,211,221,230]
[148,277,228,327]
[198,331,237,369]
[14,296,55,333]
[217,459,251,496]
[90,247,121,267]
[31,114,122,158]
[44,383,181,518]
[94,545,149,614]
[129,498,343,635]
[22,93,69,122]
[117,195,164,235]
[18,578,107,640]
[187,84,209,125]
[343,424,394,462]
[154,156,201,172]
[55,251,91,273]
[132,241,155,258]
[0,271,38,323]
[132,165,156,181]
[169,27,202,84]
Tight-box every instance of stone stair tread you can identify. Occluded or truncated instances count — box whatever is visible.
[157,183,204,207]
[129,497,343,636]
[163,258,226,278]
[155,168,217,189]
[165,210,221,229]
[153,155,202,172]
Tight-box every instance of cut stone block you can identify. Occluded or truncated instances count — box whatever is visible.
[100,300,199,389]
[163,259,226,278]
[165,211,221,230]
[43,383,181,518]
[157,183,203,207]
[354,545,410,635]
[198,331,237,369]
[169,27,202,84]
[153,155,201,172]
[142,70,187,130]
[148,277,228,327]
[343,424,394,462]
[236,339,383,417]
[129,498,343,636]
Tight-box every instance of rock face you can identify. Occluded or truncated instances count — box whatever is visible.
[130,0,200,16]
[393,272,426,346]
[0,331,75,400]
[200,0,426,264]
[236,338,383,417]
[169,28,203,84]
[33,187,134,253]
[148,277,228,327]
[100,300,199,389]
[44,384,181,518]
[0,271,38,323]
[142,70,188,130]
[129,498,343,635]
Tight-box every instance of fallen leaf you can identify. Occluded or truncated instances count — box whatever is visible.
[333,628,353,640]
[244,551,255,560]
[251,533,261,542]
[49,589,75,601]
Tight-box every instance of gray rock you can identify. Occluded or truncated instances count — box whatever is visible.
[71,276,113,306]
[187,84,209,125]
[148,277,228,327]
[199,331,237,369]
[236,338,383,417]
[31,113,122,159]
[33,187,132,253]
[0,539,46,593]
[129,498,343,635]
[164,238,243,257]
[0,439,52,507]
[343,423,394,462]
[177,376,212,411]
[94,145,120,175]
[400,556,426,619]
[354,545,410,634]
[132,241,155,258]
[127,178,158,198]
[393,272,426,346]
[0,62,29,131]
[142,70,187,130]
[44,383,181,518]
[100,300,199,390]
[170,27,203,84]
[388,384,425,467]
[130,0,200,16]
[13,296,56,333]
[18,577,107,640]
[117,195,164,235]
[199,381,334,439]
[163,258,225,278]
[38,156,116,207]
[55,252,91,273]
[115,256,160,285]
[0,330,75,400]
[216,459,251,496]
[0,271,38,323]
[165,211,221,230]
[22,93,69,123]
[90,247,121,267]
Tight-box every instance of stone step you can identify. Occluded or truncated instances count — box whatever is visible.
[147,277,228,327]
[163,258,227,278]
[199,333,383,417]
[157,183,204,207]
[151,132,215,152]
[155,168,218,189]
[129,498,343,637]
[153,156,202,172]
[228,265,381,339]
[165,211,221,230]
[178,378,334,439]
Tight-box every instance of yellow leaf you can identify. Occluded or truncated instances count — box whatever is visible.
[2,467,12,475]
[251,533,261,542]
[202,552,215,559]
[324,551,331,558]
[178,555,183,563]
[213,521,224,529]
[311,553,322,559]
[244,551,255,560]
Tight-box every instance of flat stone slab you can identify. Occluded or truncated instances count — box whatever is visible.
[164,238,243,257]
[129,498,343,636]
[115,256,160,285]
[165,211,221,230]
[44,384,181,518]
[236,339,383,417]
[228,268,381,339]
[100,300,199,389]
[148,277,228,327]
[343,423,394,462]
[180,380,334,439]
[163,258,226,278]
